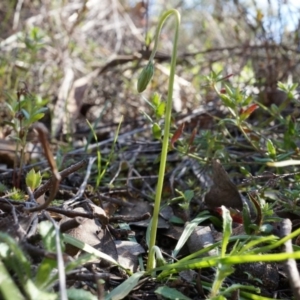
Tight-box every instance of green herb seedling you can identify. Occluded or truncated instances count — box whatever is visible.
[26,168,42,192]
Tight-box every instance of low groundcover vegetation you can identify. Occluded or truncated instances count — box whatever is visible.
[1,1,300,299]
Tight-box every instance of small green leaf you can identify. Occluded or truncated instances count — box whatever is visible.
[243,94,253,106]
[155,286,192,300]
[291,83,298,91]
[151,92,161,107]
[105,272,145,300]
[67,288,97,300]
[26,169,42,191]
[270,104,279,114]
[21,109,30,120]
[35,258,57,289]
[152,123,162,140]
[266,139,276,157]
[34,107,48,114]
[224,84,233,96]
[29,113,45,123]
[184,190,194,202]
[4,102,14,113]
[39,221,64,252]
[219,93,235,110]
[155,102,165,118]
[252,157,273,162]
[277,81,285,91]
[3,121,16,130]
[172,212,210,258]
[0,233,31,278]
[169,216,184,224]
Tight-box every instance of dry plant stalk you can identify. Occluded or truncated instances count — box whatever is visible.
[25,123,61,212]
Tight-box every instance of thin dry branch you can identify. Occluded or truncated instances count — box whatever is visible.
[280,219,300,300]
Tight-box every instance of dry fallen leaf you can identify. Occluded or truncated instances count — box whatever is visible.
[115,240,145,272]
[187,226,218,257]
[204,160,243,211]
[61,207,118,264]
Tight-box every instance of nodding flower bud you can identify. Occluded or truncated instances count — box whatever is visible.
[137,62,154,93]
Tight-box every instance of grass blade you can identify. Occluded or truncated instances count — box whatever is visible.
[105,272,145,300]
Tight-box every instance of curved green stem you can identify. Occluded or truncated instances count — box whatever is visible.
[148,245,166,272]
[148,10,180,63]
[142,9,180,271]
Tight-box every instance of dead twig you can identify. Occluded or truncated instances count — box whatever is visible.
[280,219,300,300]
[25,123,61,212]
[33,159,87,199]
[63,156,97,207]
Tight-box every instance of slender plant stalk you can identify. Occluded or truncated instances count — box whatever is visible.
[137,9,181,271]
[210,268,225,297]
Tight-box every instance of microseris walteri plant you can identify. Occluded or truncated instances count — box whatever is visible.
[137,9,181,271]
